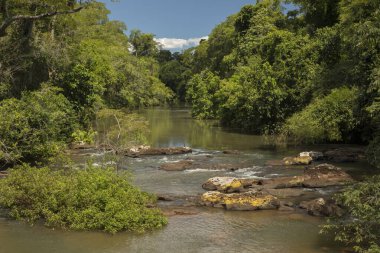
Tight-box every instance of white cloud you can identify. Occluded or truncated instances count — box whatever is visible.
[154,36,208,50]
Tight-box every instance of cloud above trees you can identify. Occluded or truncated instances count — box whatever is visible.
[154,36,208,50]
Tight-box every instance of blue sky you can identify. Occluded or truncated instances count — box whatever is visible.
[100,0,257,50]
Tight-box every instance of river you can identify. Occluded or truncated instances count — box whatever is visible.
[1,107,371,253]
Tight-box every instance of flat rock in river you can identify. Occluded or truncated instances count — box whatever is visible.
[201,191,280,211]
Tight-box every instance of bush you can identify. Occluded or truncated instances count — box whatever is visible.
[321,176,380,253]
[0,86,77,167]
[0,164,167,234]
[367,136,380,169]
[281,87,359,143]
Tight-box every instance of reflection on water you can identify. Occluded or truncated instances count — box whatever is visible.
[0,107,362,253]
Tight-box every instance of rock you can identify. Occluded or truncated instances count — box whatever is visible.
[201,191,280,211]
[302,163,354,188]
[299,151,324,161]
[202,177,244,193]
[222,150,241,155]
[324,147,366,162]
[160,160,194,171]
[263,188,306,198]
[299,198,343,217]
[283,156,312,165]
[260,163,353,189]
[125,146,192,157]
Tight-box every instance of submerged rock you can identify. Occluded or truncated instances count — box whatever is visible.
[160,160,194,171]
[299,198,343,217]
[283,156,313,165]
[124,146,192,157]
[222,150,241,155]
[201,191,280,211]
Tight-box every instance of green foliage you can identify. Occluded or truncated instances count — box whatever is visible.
[218,59,287,132]
[71,129,97,145]
[281,87,359,143]
[129,29,159,57]
[186,70,221,119]
[321,176,380,253]
[0,164,167,233]
[0,86,77,167]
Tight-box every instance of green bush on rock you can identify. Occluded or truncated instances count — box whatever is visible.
[0,164,167,234]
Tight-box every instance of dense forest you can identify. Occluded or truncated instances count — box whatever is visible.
[160,0,380,169]
[0,0,379,252]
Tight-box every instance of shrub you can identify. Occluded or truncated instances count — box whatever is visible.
[321,176,380,253]
[0,86,77,167]
[281,87,359,143]
[0,164,167,234]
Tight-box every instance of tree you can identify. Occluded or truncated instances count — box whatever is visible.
[129,29,159,57]
[0,0,92,37]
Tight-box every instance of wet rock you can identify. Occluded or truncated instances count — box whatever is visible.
[259,176,304,189]
[302,163,354,188]
[299,198,343,217]
[125,146,192,157]
[160,160,194,171]
[222,150,241,155]
[201,191,280,211]
[299,151,324,161]
[202,177,244,193]
[283,156,312,165]
[324,147,366,162]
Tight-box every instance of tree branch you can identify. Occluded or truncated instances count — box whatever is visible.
[0,6,83,37]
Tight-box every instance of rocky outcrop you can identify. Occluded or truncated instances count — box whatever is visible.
[324,147,366,162]
[124,146,192,157]
[201,191,280,211]
[299,198,343,217]
[301,163,354,187]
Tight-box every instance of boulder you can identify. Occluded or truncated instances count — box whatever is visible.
[160,160,194,171]
[299,151,324,161]
[125,146,192,157]
[263,188,306,198]
[201,191,280,211]
[302,163,354,187]
[202,177,244,193]
[324,147,366,162]
[283,156,312,165]
[299,198,343,217]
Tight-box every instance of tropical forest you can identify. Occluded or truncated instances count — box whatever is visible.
[0,0,379,252]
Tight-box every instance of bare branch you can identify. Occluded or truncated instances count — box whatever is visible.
[0,6,83,37]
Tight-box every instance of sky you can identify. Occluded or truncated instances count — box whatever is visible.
[99,0,258,51]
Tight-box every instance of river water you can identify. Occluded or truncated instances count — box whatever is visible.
[1,107,371,253]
